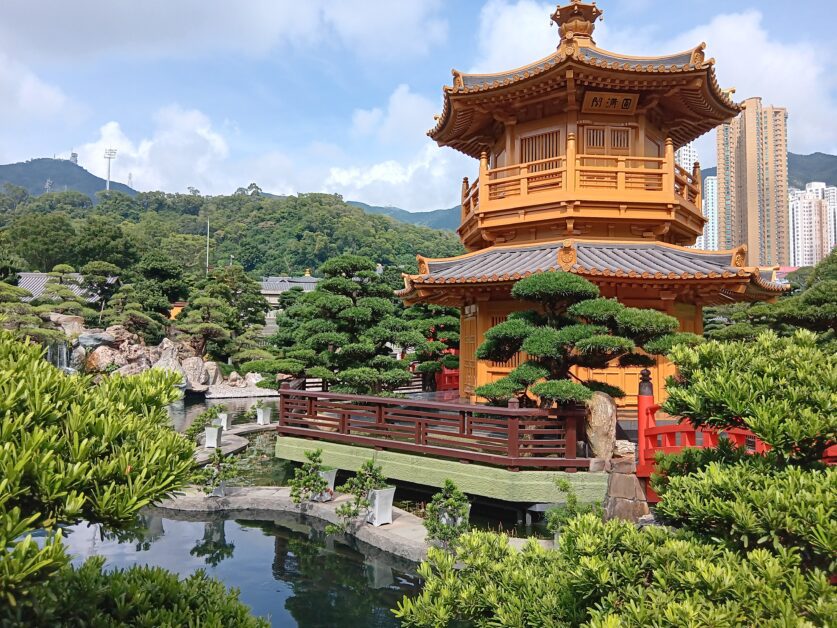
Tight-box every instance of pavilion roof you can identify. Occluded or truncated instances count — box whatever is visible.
[429,40,740,157]
[397,240,789,304]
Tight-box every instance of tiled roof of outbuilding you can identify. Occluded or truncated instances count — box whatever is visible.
[260,276,319,293]
[17,272,103,302]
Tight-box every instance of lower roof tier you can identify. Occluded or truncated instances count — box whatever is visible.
[398,239,788,306]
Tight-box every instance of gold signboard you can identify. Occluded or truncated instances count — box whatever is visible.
[582,91,638,115]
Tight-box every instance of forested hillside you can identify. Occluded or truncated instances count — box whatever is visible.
[0,158,136,197]
[0,186,463,277]
[348,201,460,231]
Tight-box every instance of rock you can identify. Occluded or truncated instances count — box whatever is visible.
[613,439,636,458]
[152,339,185,378]
[85,345,128,372]
[227,371,243,386]
[116,362,149,377]
[637,513,659,528]
[243,372,263,386]
[606,457,636,474]
[585,392,617,460]
[606,472,645,501]
[105,325,141,348]
[182,357,209,392]
[70,346,86,371]
[48,313,85,336]
[204,361,223,385]
[604,498,650,522]
[588,458,606,473]
[77,331,116,349]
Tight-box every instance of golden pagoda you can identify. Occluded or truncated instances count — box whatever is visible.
[399,1,787,405]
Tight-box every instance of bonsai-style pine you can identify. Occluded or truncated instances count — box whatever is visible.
[403,303,460,392]
[267,255,421,394]
[474,272,698,407]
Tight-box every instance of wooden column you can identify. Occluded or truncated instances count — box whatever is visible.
[478,151,489,209]
[566,132,577,194]
[663,137,674,194]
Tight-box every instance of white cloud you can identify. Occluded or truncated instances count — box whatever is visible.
[330,84,471,209]
[351,84,438,146]
[0,0,447,62]
[470,3,837,159]
[0,53,68,121]
[76,106,229,193]
[325,142,471,211]
[470,0,555,73]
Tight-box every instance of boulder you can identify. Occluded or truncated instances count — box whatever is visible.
[105,325,141,348]
[585,392,617,460]
[227,371,243,387]
[182,357,209,392]
[151,338,185,378]
[48,313,85,336]
[116,362,149,377]
[613,439,636,458]
[77,331,116,349]
[243,372,263,387]
[204,361,224,385]
[85,345,128,372]
[70,346,87,371]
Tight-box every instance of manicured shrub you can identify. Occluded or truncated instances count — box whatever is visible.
[530,379,593,406]
[664,330,836,465]
[9,557,268,627]
[655,462,837,573]
[394,515,836,627]
[424,480,470,550]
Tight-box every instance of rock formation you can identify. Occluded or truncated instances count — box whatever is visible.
[585,391,617,460]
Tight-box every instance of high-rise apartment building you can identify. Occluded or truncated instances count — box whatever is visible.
[716,97,789,266]
[675,141,699,173]
[789,184,831,266]
[789,181,836,266]
[696,175,719,250]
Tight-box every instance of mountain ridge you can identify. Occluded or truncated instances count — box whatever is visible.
[4,152,837,232]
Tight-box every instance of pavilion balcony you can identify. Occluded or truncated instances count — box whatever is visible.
[459,137,703,248]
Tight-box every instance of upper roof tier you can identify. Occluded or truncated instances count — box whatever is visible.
[429,1,740,157]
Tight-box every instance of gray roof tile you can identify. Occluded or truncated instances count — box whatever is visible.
[418,241,742,281]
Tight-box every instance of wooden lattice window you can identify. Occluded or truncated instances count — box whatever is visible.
[585,127,606,153]
[520,130,561,172]
[610,128,631,153]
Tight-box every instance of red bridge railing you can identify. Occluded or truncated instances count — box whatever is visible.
[277,385,589,471]
[635,368,835,501]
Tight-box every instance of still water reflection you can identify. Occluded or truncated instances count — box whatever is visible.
[64,511,421,627]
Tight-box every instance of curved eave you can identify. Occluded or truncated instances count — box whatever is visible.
[428,43,740,157]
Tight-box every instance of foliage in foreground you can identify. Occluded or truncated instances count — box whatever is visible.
[656,463,836,574]
[663,330,836,465]
[8,556,267,627]
[0,330,260,625]
[395,516,835,627]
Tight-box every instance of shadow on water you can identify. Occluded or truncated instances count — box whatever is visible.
[63,510,421,628]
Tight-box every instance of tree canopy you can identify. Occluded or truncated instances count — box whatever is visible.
[474,272,698,406]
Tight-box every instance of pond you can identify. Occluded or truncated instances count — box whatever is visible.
[62,510,421,627]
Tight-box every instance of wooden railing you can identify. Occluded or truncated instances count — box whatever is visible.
[460,149,701,216]
[461,176,479,221]
[276,387,590,471]
[674,163,701,206]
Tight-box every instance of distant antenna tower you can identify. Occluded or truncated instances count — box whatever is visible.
[128,172,133,189]
[69,152,78,165]
[104,148,117,190]
[44,178,53,193]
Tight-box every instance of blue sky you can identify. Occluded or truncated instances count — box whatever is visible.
[1,1,836,210]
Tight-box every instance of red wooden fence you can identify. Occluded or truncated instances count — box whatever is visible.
[635,368,836,502]
[276,385,589,471]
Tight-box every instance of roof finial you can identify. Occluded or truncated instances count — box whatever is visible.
[551,1,603,47]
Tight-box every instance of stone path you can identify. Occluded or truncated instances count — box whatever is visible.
[193,422,276,465]
[156,485,555,562]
